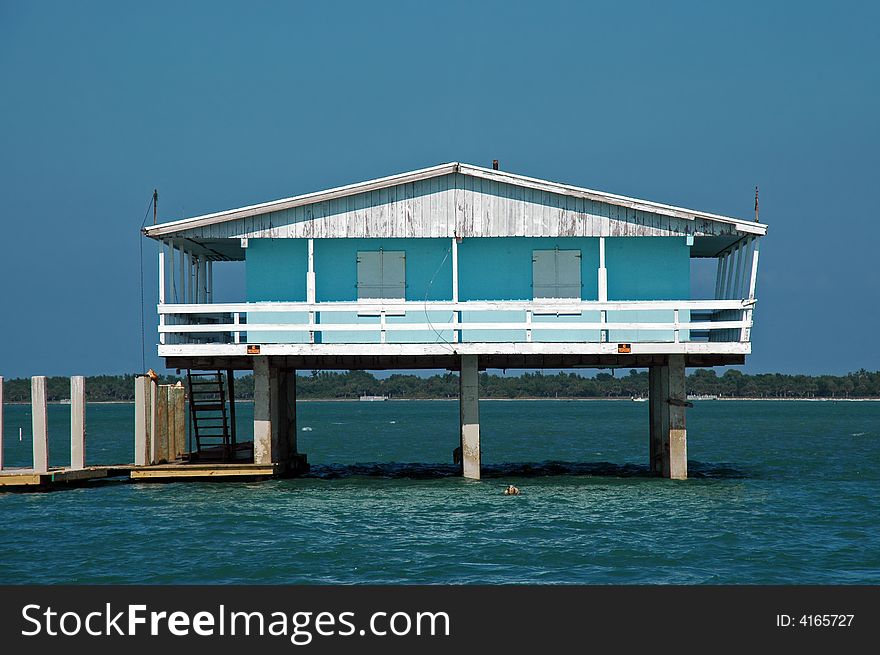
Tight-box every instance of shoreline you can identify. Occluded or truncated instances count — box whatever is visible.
[3,396,878,405]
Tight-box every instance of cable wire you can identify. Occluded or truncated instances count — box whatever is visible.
[138,196,155,374]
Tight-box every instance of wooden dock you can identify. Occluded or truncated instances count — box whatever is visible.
[0,458,307,492]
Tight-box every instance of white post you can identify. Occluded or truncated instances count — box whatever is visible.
[740,238,754,299]
[134,375,150,466]
[158,250,166,345]
[207,259,213,303]
[31,376,48,474]
[168,242,176,303]
[714,252,726,300]
[179,247,187,303]
[198,256,207,303]
[731,241,744,300]
[451,237,460,343]
[149,376,158,464]
[747,238,761,300]
[70,376,86,469]
[459,354,481,480]
[193,255,200,303]
[0,376,4,470]
[187,251,194,304]
[307,239,316,343]
[741,238,761,342]
[598,236,608,342]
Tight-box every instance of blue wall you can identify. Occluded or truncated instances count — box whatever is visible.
[246,238,308,301]
[246,239,309,343]
[606,237,691,342]
[243,236,691,344]
[458,237,600,301]
[314,238,453,302]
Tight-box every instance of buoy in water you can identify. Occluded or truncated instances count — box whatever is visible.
[503,485,521,496]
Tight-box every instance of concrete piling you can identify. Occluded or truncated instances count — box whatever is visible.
[254,357,297,466]
[649,356,688,480]
[459,354,481,480]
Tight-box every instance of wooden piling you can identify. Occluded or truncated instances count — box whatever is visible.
[134,375,151,466]
[156,386,169,463]
[31,376,48,473]
[171,384,186,459]
[70,376,86,469]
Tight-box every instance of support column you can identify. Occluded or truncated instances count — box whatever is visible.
[31,376,48,473]
[666,355,688,480]
[459,354,481,480]
[253,357,294,466]
[253,356,274,465]
[660,355,688,480]
[70,376,86,469]
[649,358,687,479]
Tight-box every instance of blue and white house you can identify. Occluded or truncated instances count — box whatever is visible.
[144,162,767,479]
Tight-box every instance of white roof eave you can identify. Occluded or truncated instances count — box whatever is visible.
[143,161,768,239]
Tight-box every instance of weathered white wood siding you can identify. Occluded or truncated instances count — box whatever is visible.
[170,174,744,241]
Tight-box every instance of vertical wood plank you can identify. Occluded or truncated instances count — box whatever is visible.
[0,376,4,470]
[70,376,86,469]
[31,376,48,473]
[134,375,150,466]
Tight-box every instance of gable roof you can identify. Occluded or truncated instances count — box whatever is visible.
[143,162,767,241]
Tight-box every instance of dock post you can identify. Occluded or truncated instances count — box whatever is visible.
[156,386,169,463]
[70,376,86,469]
[459,354,481,480]
[134,375,151,466]
[0,376,4,470]
[666,354,688,480]
[31,376,49,474]
[170,383,186,460]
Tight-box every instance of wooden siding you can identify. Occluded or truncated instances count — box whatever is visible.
[167,174,746,241]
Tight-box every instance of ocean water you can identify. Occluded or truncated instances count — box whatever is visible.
[0,400,878,584]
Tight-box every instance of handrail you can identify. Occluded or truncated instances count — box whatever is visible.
[157,298,755,344]
[158,299,751,313]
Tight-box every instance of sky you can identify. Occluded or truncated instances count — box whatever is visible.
[1,0,878,378]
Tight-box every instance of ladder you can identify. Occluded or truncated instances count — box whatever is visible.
[186,370,236,460]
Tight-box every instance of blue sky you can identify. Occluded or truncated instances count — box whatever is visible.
[1,1,878,377]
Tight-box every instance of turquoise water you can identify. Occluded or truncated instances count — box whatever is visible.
[1,400,878,584]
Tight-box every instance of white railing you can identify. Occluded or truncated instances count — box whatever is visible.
[157,299,755,345]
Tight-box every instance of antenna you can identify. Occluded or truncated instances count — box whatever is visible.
[754,186,759,222]
[153,189,158,225]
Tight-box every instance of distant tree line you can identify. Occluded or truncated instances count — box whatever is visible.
[2,369,880,402]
